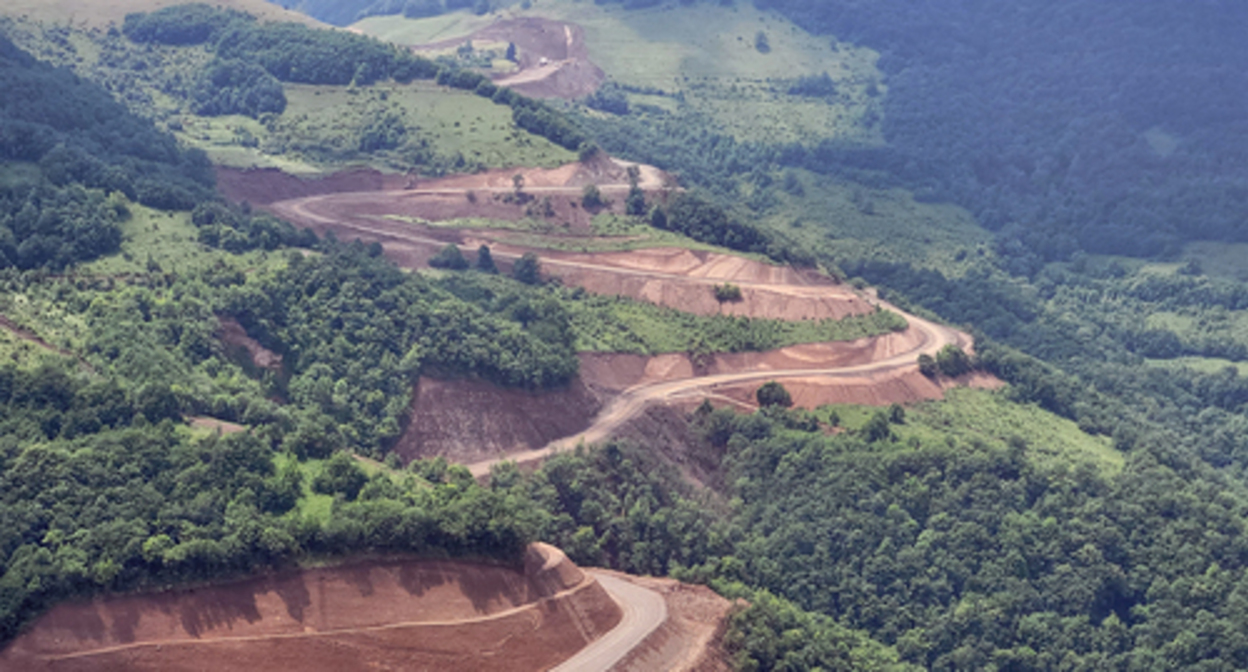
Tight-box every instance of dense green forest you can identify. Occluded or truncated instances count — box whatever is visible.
[589,0,1248,269]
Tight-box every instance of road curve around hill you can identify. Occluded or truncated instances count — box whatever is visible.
[552,572,668,672]
[267,183,973,479]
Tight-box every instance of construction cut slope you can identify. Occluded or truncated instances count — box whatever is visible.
[0,545,621,672]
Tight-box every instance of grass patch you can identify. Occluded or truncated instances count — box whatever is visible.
[78,204,281,276]
[436,271,905,355]
[763,170,993,274]
[569,296,905,355]
[816,388,1124,475]
[262,82,575,172]
[276,453,336,524]
[1183,241,1248,282]
[352,10,499,46]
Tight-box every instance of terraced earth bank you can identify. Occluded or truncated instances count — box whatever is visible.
[219,160,994,473]
[0,545,623,672]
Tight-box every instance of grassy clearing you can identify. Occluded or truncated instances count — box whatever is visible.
[1146,357,1248,376]
[763,170,993,274]
[0,326,73,369]
[540,0,884,144]
[274,453,336,524]
[352,10,499,46]
[815,388,1124,475]
[0,291,91,357]
[78,204,280,276]
[569,297,906,355]
[1183,241,1248,282]
[263,82,575,172]
[498,213,753,255]
[1145,308,1248,349]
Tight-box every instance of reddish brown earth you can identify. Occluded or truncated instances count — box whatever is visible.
[0,544,622,672]
[216,316,283,373]
[218,161,999,477]
[187,417,247,435]
[413,17,606,99]
[395,375,603,465]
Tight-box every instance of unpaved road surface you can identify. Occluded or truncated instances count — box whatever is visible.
[553,572,668,672]
[467,306,966,476]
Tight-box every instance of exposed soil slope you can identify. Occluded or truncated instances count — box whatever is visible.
[396,375,603,465]
[0,544,621,672]
[218,162,996,477]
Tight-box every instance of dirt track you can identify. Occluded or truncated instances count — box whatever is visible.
[219,160,982,476]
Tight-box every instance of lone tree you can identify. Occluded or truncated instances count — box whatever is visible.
[625,165,646,216]
[756,381,793,408]
[505,41,518,62]
[476,245,498,274]
[582,184,605,209]
[755,31,771,54]
[714,283,743,303]
[428,243,469,270]
[917,353,938,378]
[512,251,541,285]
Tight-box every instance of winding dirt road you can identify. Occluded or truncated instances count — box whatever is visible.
[262,169,972,478]
[553,572,668,672]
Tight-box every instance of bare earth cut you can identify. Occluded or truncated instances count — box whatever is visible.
[218,159,997,474]
[0,544,650,672]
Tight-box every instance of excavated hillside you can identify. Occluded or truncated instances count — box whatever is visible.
[218,160,996,475]
[0,545,625,672]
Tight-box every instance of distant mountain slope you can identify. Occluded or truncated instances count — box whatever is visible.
[0,0,322,26]
[748,0,1248,265]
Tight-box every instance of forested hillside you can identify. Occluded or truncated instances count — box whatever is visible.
[756,0,1248,267]
[5,1,1248,669]
[0,34,213,268]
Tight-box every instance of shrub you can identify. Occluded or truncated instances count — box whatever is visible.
[429,243,469,270]
[714,283,743,303]
[756,381,793,408]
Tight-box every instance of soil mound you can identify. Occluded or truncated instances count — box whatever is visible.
[395,376,604,465]
[1,545,621,672]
